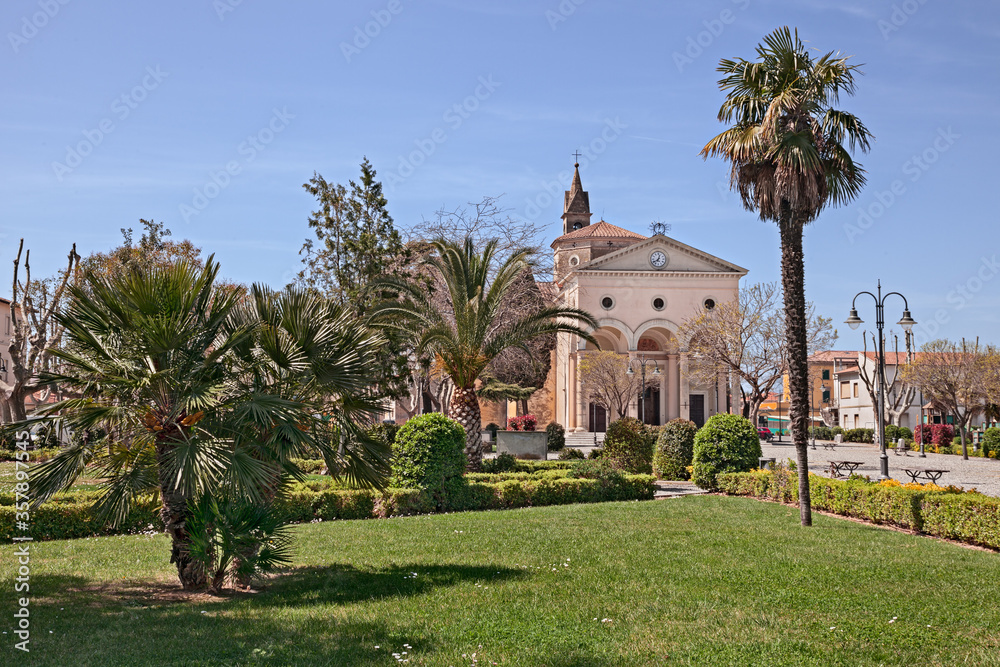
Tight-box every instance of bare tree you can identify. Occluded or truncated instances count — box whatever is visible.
[902,338,988,458]
[410,195,553,279]
[579,350,655,420]
[680,283,836,427]
[1,240,80,423]
[856,330,917,433]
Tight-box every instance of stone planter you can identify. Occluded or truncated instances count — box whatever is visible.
[496,431,548,459]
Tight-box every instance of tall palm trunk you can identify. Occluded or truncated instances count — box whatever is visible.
[449,385,483,470]
[155,437,206,589]
[779,216,813,527]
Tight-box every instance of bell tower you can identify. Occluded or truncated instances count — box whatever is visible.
[560,162,592,234]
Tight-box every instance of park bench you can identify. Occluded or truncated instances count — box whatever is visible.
[828,460,864,478]
[901,468,949,485]
[893,438,910,456]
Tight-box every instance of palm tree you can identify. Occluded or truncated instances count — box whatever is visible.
[27,259,388,589]
[371,237,599,469]
[702,27,873,526]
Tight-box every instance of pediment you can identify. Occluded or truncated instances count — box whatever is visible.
[578,235,747,274]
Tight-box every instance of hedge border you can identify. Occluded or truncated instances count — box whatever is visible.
[717,470,1000,550]
[2,472,655,542]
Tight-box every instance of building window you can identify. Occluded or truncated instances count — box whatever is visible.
[821,369,830,380]
[569,255,580,267]
[853,383,858,398]
[822,389,830,403]
[651,297,665,311]
[600,296,615,310]
[840,381,850,399]
[703,298,716,310]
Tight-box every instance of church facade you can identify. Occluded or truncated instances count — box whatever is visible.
[534,163,748,431]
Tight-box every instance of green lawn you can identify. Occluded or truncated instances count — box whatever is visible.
[3,496,999,666]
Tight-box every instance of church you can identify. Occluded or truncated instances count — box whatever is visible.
[527,162,748,432]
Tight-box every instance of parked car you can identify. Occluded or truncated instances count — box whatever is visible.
[758,427,773,442]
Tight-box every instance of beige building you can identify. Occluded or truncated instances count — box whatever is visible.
[539,164,747,431]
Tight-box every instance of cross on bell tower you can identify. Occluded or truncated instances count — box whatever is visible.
[561,156,592,234]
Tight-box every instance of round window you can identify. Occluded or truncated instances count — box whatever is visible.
[652,297,665,311]
[704,298,716,310]
[601,296,614,310]
[569,255,580,267]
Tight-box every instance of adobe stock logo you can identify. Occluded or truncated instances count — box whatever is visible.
[179,108,294,223]
[340,0,405,63]
[843,127,958,244]
[8,0,71,54]
[672,0,751,74]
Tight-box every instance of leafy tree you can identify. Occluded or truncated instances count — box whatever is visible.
[81,219,202,279]
[371,237,598,469]
[297,158,412,398]
[26,259,388,589]
[702,27,872,525]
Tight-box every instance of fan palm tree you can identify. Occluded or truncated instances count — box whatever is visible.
[27,259,388,588]
[371,237,599,469]
[702,27,873,526]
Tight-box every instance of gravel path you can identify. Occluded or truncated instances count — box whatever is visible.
[761,439,1000,497]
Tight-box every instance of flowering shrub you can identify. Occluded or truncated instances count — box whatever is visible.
[507,414,537,431]
[915,423,955,446]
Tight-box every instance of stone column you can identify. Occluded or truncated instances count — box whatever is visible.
[573,351,585,431]
[667,353,680,420]
[659,359,668,425]
[679,355,690,421]
[717,374,728,415]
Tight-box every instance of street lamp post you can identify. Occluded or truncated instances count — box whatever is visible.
[627,354,661,425]
[845,280,917,481]
[918,387,926,457]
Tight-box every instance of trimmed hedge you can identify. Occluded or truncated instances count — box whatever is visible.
[717,470,1000,550]
[0,498,160,541]
[2,470,655,542]
[920,493,1000,549]
[842,428,874,443]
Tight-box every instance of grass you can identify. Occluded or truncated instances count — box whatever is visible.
[0,460,106,494]
[2,496,999,666]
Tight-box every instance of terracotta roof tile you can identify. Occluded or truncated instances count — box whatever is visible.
[551,220,646,245]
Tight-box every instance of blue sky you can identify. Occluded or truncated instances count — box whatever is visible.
[2,0,998,347]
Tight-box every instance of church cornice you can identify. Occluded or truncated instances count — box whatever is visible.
[572,270,742,279]
[582,234,749,275]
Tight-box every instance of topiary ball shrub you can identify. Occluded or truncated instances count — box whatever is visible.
[602,417,655,474]
[653,418,697,480]
[546,422,566,451]
[691,414,762,490]
[390,413,467,506]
